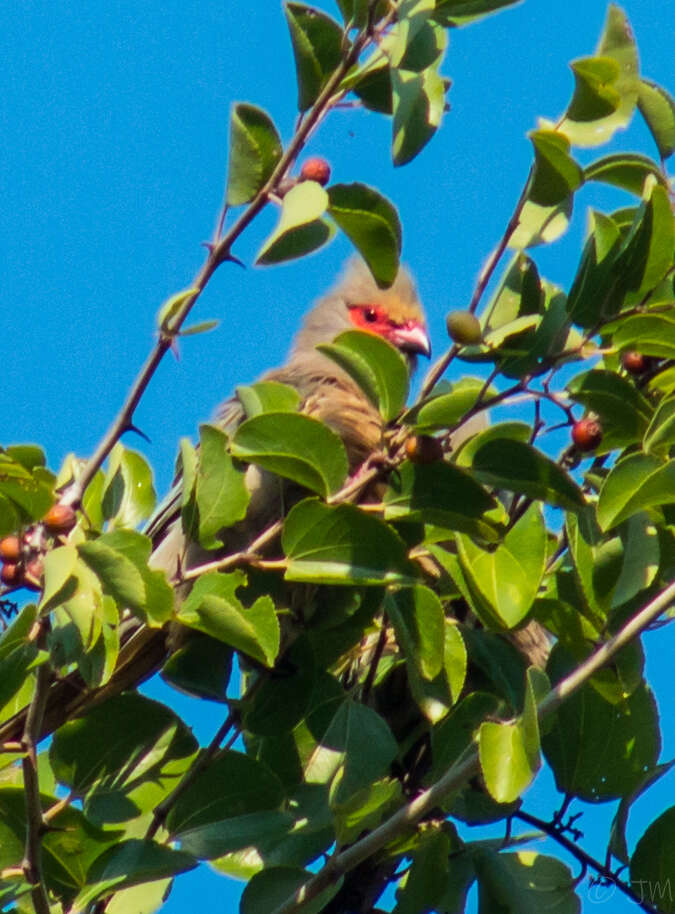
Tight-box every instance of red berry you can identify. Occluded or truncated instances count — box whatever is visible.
[1,563,22,586]
[43,504,77,534]
[621,351,650,376]
[0,536,21,563]
[405,435,444,464]
[572,418,603,452]
[299,157,331,186]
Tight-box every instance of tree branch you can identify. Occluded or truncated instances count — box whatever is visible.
[271,579,675,914]
[60,15,390,510]
[21,659,51,914]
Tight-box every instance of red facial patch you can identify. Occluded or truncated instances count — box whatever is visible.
[347,304,391,336]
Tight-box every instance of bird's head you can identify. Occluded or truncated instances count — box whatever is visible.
[292,258,431,370]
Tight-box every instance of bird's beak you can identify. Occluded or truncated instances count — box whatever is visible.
[390,323,431,358]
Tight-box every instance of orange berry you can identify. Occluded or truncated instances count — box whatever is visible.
[572,418,603,452]
[43,504,77,534]
[621,351,651,375]
[0,536,21,563]
[299,157,331,186]
[1,563,22,586]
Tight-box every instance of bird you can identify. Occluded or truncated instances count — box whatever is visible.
[0,258,436,745]
[148,257,432,578]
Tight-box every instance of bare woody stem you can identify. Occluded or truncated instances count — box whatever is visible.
[21,658,51,914]
[270,579,675,914]
[61,17,390,510]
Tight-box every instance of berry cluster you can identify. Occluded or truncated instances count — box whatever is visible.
[0,505,76,590]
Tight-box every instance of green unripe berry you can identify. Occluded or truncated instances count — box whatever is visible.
[446,310,482,345]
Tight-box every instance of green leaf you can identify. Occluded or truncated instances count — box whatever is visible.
[231,412,348,497]
[0,452,54,523]
[509,196,573,249]
[0,603,37,663]
[457,504,547,629]
[480,253,542,329]
[257,180,333,265]
[327,182,401,288]
[78,540,146,613]
[283,499,417,585]
[473,849,580,914]
[567,369,652,451]
[226,103,283,206]
[409,377,491,431]
[644,395,675,456]
[318,329,409,421]
[166,749,285,847]
[285,2,344,111]
[305,699,397,805]
[638,78,675,160]
[597,454,675,530]
[49,692,198,800]
[611,311,675,360]
[334,778,402,846]
[102,444,156,530]
[80,840,197,904]
[470,438,585,511]
[177,571,279,667]
[559,7,639,147]
[161,631,233,701]
[610,762,675,865]
[566,209,623,328]
[456,421,531,467]
[386,585,444,680]
[350,61,393,113]
[179,318,219,337]
[431,692,501,784]
[479,715,538,804]
[630,807,675,913]
[383,460,499,541]
[379,0,435,69]
[186,424,250,550]
[527,130,583,206]
[241,867,338,914]
[433,0,520,27]
[236,381,301,419]
[394,827,452,914]
[619,182,675,299]
[97,529,173,626]
[106,880,173,914]
[40,544,79,612]
[155,287,198,334]
[584,152,667,195]
[543,646,660,801]
[391,66,446,166]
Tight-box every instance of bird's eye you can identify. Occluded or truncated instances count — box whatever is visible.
[363,308,378,323]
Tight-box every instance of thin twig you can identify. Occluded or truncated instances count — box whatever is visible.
[145,711,236,840]
[61,15,391,511]
[514,810,663,914]
[270,578,675,914]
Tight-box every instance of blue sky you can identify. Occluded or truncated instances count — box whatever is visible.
[2,1,674,911]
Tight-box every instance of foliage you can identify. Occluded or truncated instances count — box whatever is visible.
[1,2,674,914]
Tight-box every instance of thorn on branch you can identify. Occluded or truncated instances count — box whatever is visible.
[122,422,152,444]
[224,252,246,269]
